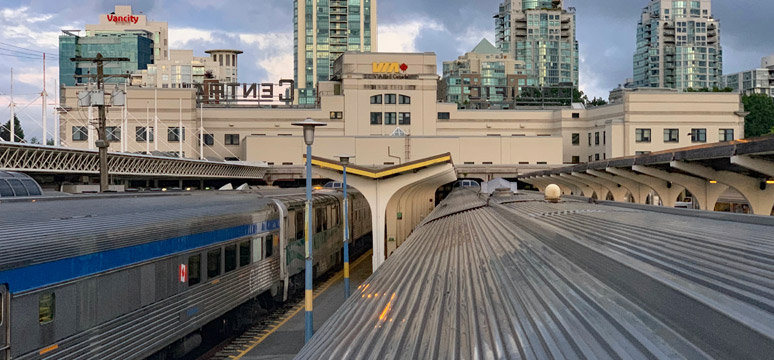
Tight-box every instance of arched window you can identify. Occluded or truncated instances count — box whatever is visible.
[370,95,382,104]
[399,95,411,104]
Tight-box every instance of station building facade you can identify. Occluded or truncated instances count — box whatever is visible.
[58,52,746,171]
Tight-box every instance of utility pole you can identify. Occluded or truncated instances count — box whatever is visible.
[71,53,129,192]
[9,68,15,143]
[42,54,47,145]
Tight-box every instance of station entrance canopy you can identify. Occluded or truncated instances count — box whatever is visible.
[310,153,457,271]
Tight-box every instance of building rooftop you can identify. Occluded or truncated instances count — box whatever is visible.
[470,38,500,55]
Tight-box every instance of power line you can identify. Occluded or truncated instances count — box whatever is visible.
[0,41,59,58]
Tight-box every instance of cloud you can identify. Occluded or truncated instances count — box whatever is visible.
[378,19,446,53]
[240,33,294,82]
[168,27,215,49]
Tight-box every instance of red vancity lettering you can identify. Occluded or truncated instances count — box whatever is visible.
[106,14,139,24]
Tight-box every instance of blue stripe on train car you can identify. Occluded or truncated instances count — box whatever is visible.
[0,219,280,294]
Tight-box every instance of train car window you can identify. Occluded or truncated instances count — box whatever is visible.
[324,207,329,231]
[6,179,27,197]
[0,289,3,325]
[39,293,55,324]
[207,249,221,279]
[239,241,250,267]
[188,255,201,286]
[0,180,14,197]
[295,211,304,240]
[265,235,274,258]
[252,237,262,263]
[225,245,237,273]
[316,208,323,233]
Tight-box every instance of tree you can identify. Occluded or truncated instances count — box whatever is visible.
[29,137,39,144]
[588,97,608,107]
[0,116,25,142]
[742,94,774,138]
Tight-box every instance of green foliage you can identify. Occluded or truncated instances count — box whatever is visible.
[685,86,734,92]
[588,97,608,106]
[0,116,25,142]
[742,94,774,138]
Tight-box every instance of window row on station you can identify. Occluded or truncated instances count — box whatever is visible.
[71,126,242,146]
[370,94,411,105]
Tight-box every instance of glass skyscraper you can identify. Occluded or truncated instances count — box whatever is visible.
[59,31,154,87]
[633,0,722,90]
[294,0,377,105]
[495,0,579,87]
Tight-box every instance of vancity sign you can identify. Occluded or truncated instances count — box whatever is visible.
[372,62,408,74]
[106,14,140,24]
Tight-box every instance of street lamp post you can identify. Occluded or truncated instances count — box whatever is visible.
[291,117,327,343]
[336,155,355,298]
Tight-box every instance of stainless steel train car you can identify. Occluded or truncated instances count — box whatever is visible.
[0,189,371,359]
[297,188,774,359]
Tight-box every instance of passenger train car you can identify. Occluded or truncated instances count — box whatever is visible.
[0,189,371,359]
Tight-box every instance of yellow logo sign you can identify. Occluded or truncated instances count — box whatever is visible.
[372,62,407,73]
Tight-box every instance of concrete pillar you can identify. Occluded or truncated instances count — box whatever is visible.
[314,163,457,271]
[572,172,628,201]
[605,168,685,207]
[671,161,774,216]
[522,178,545,192]
[200,179,205,190]
[566,172,609,200]
[731,155,774,177]
[588,169,645,204]
[633,165,728,211]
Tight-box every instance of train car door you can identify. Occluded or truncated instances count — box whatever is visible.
[0,284,8,360]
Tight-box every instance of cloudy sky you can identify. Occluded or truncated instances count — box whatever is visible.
[0,0,772,141]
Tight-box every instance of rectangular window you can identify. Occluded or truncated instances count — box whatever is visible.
[225,134,240,146]
[603,131,607,145]
[719,129,734,142]
[330,111,343,119]
[572,112,580,119]
[188,255,201,286]
[72,126,88,141]
[202,134,214,146]
[636,128,652,142]
[252,237,262,263]
[571,133,580,145]
[571,156,580,164]
[370,95,382,104]
[239,241,250,267]
[105,127,120,142]
[399,95,411,104]
[385,112,397,125]
[385,94,397,104]
[370,112,382,125]
[135,127,154,142]
[207,248,221,279]
[588,133,592,146]
[399,112,411,125]
[39,293,55,324]
[225,244,237,273]
[595,132,600,145]
[438,112,450,120]
[595,154,600,161]
[264,235,274,258]
[664,129,679,143]
[691,128,707,143]
[168,127,185,142]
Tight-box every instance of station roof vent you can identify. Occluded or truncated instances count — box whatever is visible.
[0,171,43,198]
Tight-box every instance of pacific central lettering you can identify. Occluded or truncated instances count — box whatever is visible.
[194,80,295,103]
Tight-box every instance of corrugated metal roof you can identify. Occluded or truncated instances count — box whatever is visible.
[297,190,774,359]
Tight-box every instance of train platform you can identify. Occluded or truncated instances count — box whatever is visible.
[216,250,373,360]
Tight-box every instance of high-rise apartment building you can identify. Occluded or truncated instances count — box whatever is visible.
[495,0,579,87]
[440,39,527,109]
[722,56,774,97]
[633,0,722,90]
[294,0,378,105]
[59,31,154,87]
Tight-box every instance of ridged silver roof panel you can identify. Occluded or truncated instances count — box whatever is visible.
[297,190,774,359]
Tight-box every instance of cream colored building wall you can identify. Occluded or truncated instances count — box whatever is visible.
[86,5,169,61]
[60,87,198,156]
[243,135,563,167]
